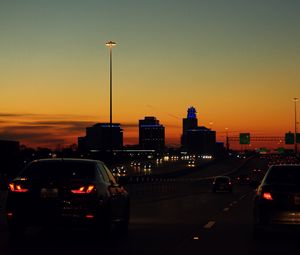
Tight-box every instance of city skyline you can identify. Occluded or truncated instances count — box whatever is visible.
[1,0,300,149]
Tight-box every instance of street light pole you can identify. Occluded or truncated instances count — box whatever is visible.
[106,41,116,153]
[293,98,298,154]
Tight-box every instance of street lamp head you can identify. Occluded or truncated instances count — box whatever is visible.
[293,98,298,102]
[106,41,117,48]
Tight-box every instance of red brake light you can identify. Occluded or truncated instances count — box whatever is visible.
[7,212,13,219]
[262,192,273,201]
[71,185,95,194]
[9,183,28,193]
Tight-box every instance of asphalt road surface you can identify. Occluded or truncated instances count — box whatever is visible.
[0,156,299,255]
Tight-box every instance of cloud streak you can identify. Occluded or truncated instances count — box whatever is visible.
[0,113,100,146]
[0,112,178,148]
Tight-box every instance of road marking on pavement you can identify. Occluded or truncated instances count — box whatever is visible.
[239,194,248,200]
[204,221,215,229]
[232,201,237,204]
[223,207,230,212]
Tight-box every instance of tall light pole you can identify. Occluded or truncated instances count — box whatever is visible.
[106,41,116,152]
[106,41,116,128]
[293,98,298,154]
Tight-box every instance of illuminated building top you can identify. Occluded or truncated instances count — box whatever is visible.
[187,107,197,119]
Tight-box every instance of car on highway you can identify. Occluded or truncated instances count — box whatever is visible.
[143,162,152,170]
[253,164,300,239]
[249,169,264,187]
[6,158,130,236]
[235,173,250,184]
[212,176,232,193]
[112,166,127,177]
[187,160,196,167]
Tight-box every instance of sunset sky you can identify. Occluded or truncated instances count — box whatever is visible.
[1,0,300,149]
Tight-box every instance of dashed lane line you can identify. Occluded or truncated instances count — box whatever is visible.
[203,221,215,229]
[239,194,248,200]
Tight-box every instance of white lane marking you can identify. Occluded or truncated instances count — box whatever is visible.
[204,221,215,229]
[239,194,248,200]
[232,201,237,204]
[223,207,230,212]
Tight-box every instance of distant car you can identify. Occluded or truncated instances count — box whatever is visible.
[187,160,195,167]
[142,162,152,174]
[235,174,250,184]
[212,176,232,192]
[112,166,127,177]
[143,162,152,169]
[6,158,130,236]
[253,165,300,239]
[249,169,263,187]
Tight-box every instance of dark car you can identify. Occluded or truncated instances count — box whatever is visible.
[212,176,232,192]
[235,173,250,184]
[253,165,300,239]
[6,158,130,236]
[249,169,264,187]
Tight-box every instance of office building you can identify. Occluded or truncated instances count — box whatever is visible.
[181,107,216,154]
[78,123,123,152]
[139,116,165,151]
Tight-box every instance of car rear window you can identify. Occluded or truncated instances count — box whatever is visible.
[215,177,230,183]
[265,166,300,185]
[20,160,96,180]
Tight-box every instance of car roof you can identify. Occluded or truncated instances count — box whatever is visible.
[267,164,300,171]
[31,158,102,164]
[270,164,300,168]
[214,176,230,179]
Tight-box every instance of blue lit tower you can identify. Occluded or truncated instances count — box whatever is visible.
[187,106,197,118]
[181,107,198,146]
[183,107,198,134]
[181,106,216,154]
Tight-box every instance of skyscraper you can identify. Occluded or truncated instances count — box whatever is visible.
[181,107,216,154]
[139,116,165,151]
[181,107,198,146]
[78,123,123,152]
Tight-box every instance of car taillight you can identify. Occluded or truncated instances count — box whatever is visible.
[7,212,14,219]
[262,192,273,201]
[71,185,95,194]
[85,214,94,219]
[8,183,29,193]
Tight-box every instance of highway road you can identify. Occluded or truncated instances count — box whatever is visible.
[0,156,299,255]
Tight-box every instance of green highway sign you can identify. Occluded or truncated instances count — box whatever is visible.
[239,133,250,145]
[276,147,285,154]
[285,132,294,144]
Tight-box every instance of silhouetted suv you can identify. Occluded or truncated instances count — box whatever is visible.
[253,165,300,238]
[6,158,130,236]
[212,176,232,192]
